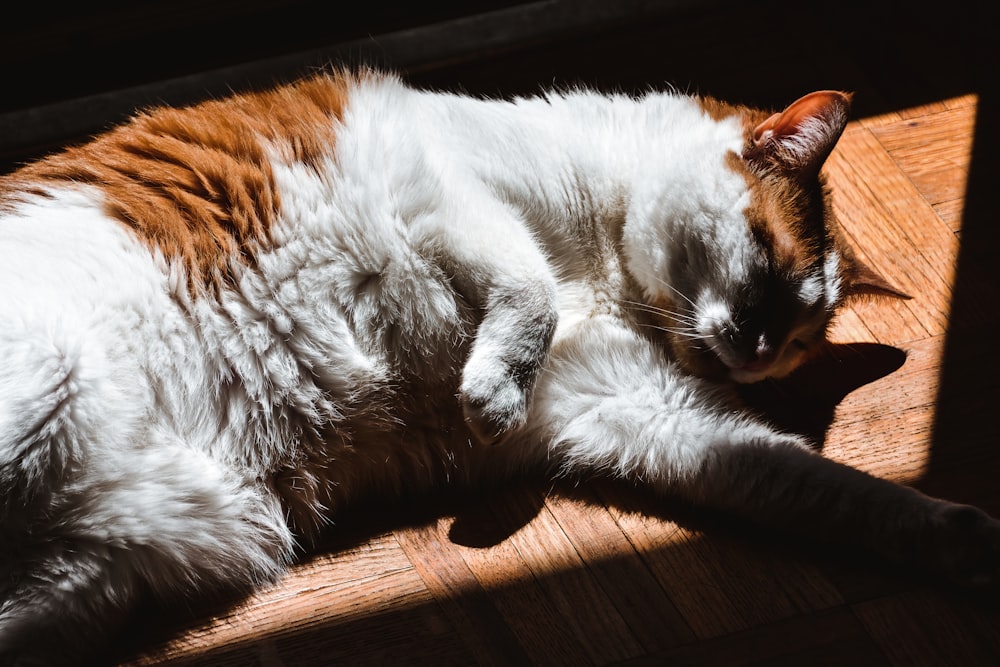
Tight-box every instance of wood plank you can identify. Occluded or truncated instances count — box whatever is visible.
[493,490,645,664]
[825,148,929,342]
[613,606,891,667]
[596,485,844,641]
[853,590,1000,667]
[395,519,535,666]
[824,405,933,485]
[830,334,943,429]
[818,335,945,484]
[456,535,595,666]
[825,124,959,341]
[269,597,473,666]
[872,98,976,236]
[896,93,977,116]
[858,110,904,130]
[543,490,697,652]
[871,104,975,210]
[828,305,880,344]
[933,198,964,233]
[410,491,599,667]
[123,535,438,665]
[840,125,960,297]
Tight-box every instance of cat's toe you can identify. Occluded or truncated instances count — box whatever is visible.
[931,505,1000,589]
[459,377,528,445]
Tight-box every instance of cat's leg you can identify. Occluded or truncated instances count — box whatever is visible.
[0,539,140,665]
[0,434,294,664]
[526,318,1000,587]
[418,198,558,443]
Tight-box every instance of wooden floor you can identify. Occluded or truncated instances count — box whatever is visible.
[7,2,999,665]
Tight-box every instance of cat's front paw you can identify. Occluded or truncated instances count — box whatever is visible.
[929,504,1000,589]
[459,359,531,445]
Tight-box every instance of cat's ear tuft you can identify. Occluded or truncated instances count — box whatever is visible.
[844,256,912,301]
[744,91,853,180]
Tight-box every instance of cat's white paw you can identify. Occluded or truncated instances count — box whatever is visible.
[929,504,1000,588]
[459,357,531,445]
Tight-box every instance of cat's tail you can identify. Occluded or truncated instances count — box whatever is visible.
[0,324,97,508]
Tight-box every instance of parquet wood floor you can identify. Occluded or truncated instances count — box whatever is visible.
[4,1,997,665]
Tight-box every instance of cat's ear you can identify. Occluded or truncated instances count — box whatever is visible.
[744,91,852,180]
[843,255,912,301]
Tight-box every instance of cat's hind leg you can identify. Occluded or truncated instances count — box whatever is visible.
[527,318,1000,588]
[0,432,294,665]
[0,537,140,665]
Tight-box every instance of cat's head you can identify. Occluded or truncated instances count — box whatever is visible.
[624,90,907,383]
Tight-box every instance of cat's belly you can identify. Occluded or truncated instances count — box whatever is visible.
[0,185,503,527]
[178,212,481,507]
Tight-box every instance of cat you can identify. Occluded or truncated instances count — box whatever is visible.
[0,68,997,664]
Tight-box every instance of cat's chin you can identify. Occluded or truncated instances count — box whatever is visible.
[668,334,810,386]
[728,368,774,384]
[727,355,806,384]
[672,348,786,385]
[727,351,812,384]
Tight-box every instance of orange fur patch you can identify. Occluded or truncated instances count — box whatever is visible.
[698,96,823,274]
[696,95,760,130]
[743,169,825,276]
[4,72,355,290]
[726,136,828,278]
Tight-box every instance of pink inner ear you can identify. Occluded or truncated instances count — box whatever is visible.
[752,91,852,146]
[752,112,783,143]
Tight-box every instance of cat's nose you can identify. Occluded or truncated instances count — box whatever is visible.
[738,348,777,373]
[733,337,777,373]
[710,325,775,375]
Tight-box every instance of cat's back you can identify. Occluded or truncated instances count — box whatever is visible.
[0,71,367,286]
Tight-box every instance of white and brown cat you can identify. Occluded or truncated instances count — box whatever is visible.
[0,69,997,664]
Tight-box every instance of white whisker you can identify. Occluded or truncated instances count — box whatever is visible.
[635,322,701,339]
[622,300,698,326]
[649,276,696,308]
